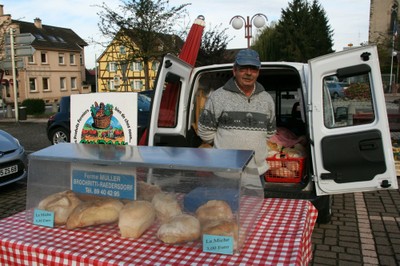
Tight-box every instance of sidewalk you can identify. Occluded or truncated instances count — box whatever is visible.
[0,103,56,123]
[0,116,48,123]
[310,184,400,265]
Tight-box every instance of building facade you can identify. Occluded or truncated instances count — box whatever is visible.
[96,40,160,93]
[369,0,400,90]
[369,0,399,44]
[0,5,89,110]
[96,28,184,93]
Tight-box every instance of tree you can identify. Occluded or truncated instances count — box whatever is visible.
[308,0,334,54]
[252,22,281,61]
[0,18,11,63]
[254,0,333,62]
[196,23,232,66]
[96,0,190,90]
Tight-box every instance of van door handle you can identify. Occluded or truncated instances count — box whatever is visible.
[359,141,377,150]
[321,172,344,182]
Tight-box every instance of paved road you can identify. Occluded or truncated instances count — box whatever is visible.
[1,120,400,265]
[0,121,49,224]
[0,120,51,153]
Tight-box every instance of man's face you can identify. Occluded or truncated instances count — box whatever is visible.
[233,65,260,91]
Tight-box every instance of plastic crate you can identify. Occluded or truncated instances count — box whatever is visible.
[265,153,305,183]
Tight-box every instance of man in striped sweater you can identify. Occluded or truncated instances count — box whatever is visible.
[198,49,276,177]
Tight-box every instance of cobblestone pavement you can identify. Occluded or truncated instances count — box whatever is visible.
[1,119,400,265]
[310,188,400,265]
[0,179,26,220]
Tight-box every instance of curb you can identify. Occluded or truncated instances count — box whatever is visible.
[0,117,48,123]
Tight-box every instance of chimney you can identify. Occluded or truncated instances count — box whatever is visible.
[0,5,4,16]
[34,17,42,28]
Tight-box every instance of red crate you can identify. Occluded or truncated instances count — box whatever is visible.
[265,153,305,183]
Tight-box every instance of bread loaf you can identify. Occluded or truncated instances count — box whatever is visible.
[118,200,155,238]
[202,219,238,236]
[268,160,282,169]
[198,143,212,148]
[195,200,233,225]
[157,214,200,244]
[38,190,81,225]
[66,198,124,229]
[76,193,106,202]
[201,219,239,249]
[137,181,162,202]
[270,167,295,178]
[152,192,182,223]
[285,161,300,171]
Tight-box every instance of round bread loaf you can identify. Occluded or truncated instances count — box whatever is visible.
[195,200,233,225]
[157,214,200,244]
[152,192,182,223]
[201,219,239,250]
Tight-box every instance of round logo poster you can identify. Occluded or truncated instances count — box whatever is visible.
[70,93,137,145]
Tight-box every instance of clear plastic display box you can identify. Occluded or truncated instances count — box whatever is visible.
[26,143,264,254]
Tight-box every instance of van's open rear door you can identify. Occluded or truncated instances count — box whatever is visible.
[309,45,398,195]
[147,54,193,147]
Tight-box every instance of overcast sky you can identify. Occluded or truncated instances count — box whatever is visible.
[1,0,371,68]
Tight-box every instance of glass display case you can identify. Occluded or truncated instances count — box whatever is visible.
[26,143,263,254]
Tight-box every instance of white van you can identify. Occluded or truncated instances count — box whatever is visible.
[140,45,398,223]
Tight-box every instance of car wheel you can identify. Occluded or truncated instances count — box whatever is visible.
[50,128,69,145]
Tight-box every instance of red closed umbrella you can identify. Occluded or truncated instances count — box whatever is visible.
[139,16,205,145]
[179,15,205,66]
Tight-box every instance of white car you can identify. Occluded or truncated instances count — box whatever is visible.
[0,130,27,186]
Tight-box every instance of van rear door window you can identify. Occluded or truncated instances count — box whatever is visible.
[323,73,374,129]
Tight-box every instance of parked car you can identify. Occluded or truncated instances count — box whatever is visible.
[0,130,27,186]
[46,91,153,145]
[47,96,71,144]
[326,82,345,98]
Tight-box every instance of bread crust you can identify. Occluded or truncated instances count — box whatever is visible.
[119,200,155,238]
[152,192,182,223]
[137,181,162,202]
[195,200,233,225]
[38,190,82,225]
[66,198,124,229]
[157,214,200,244]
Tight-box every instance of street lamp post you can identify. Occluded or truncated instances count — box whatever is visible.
[229,13,268,48]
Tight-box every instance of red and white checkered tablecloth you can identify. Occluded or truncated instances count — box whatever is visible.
[0,198,317,265]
